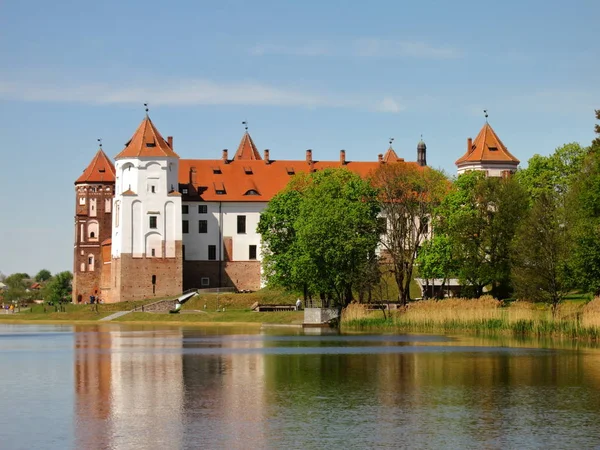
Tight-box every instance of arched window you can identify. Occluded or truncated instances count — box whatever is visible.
[88,221,99,241]
[245,189,260,196]
[88,254,95,271]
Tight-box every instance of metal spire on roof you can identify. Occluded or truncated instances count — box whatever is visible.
[242,120,248,131]
[97,138,102,148]
[484,109,488,122]
[144,103,149,115]
[389,137,394,147]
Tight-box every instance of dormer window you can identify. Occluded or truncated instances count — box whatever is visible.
[99,168,105,173]
[243,166,253,174]
[489,146,498,151]
[212,167,222,174]
[245,190,259,196]
[286,167,295,175]
[214,181,226,194]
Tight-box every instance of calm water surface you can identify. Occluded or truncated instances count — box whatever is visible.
[1,324,600,449]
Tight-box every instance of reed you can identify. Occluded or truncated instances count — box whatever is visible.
[342,296,600,340]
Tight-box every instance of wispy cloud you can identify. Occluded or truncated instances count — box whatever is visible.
[249,38,463,60]
[0,77,404,113]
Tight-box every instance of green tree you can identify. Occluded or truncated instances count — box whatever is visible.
[566,111,600,295]
[593,109,600,148]
[516,142,589,200]
[434,172,528,298]
[259,168,380,306]
[42,271,73,304]
[34,269,52,282]
[511,192,571,313]
[370,163,449,305]
[416,234,455,298]
[3,273,30,303]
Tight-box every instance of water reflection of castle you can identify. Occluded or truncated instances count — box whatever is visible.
[74,330,600,449]
[74,327,268,449]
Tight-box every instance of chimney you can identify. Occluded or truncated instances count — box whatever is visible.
[167,136,173,149]
[378,153,384,163]
[467,137,473,153]
[306,149,313,164]
[190,167,197,185]
[264,149,270,164]
[222,149,228,163]
[340,149,346,165]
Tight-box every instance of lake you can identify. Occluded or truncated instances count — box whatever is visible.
[1,324,600,449]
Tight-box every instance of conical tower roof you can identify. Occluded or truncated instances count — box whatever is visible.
[233,132,262,160]
[75,148,116,184]
[456,122,519,165]
[383,146,404,163]
[115,115,179,159]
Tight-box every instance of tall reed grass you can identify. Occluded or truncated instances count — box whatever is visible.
[342,296,600,340]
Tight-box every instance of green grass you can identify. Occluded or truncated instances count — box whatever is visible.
[116,310,303,325]
[182,288,299,311]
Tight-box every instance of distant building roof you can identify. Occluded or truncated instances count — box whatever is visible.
[455,122,519,165]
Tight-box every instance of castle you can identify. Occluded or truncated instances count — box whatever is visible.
[73,114,518,303]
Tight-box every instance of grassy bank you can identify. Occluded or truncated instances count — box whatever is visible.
[342,296,600,339]
[0,290,303,326]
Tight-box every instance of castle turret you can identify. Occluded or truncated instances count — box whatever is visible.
[73,147,115,303]
[110,114,183,302]
[417,139,427,167]
[455,122,519,176]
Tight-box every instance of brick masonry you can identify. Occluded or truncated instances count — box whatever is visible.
[109,241,183,302]
[183,260,261,291]
[73,183,114,303]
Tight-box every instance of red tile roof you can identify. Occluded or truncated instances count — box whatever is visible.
[76,149,116,184]
[233,132,262,160]
[383,147,404,163]
[179,155,417,202]
[456,122,519,165]
[115,115,179,159]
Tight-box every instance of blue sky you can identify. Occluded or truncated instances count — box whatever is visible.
[0,0,599,276]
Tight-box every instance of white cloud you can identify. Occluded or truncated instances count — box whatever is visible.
[250,38,463,60]
[0,78,405,113]
[376,97,404,113]
[250,43,331,57]
[353,38,463,59]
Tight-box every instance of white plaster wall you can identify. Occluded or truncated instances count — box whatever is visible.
[112,157,182,258]
[182,201,267,261]
[457,162,518,176]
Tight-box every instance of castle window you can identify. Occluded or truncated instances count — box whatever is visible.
[208,245,216,261]
[214,181,226,194]
[79,197,86,205]
[88,255,95,271]
[105,198,112,213]
[149,216,157,229]
[249,245,257,260]
[151,249,155,257]
[199,205,207,214]
[151,186,156,193]
[88,221,99,241]
[201,277,210,287]
[182,205,189,214]
[237,215,246,234]
[198,220,207,233]
[182,220,189,234]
